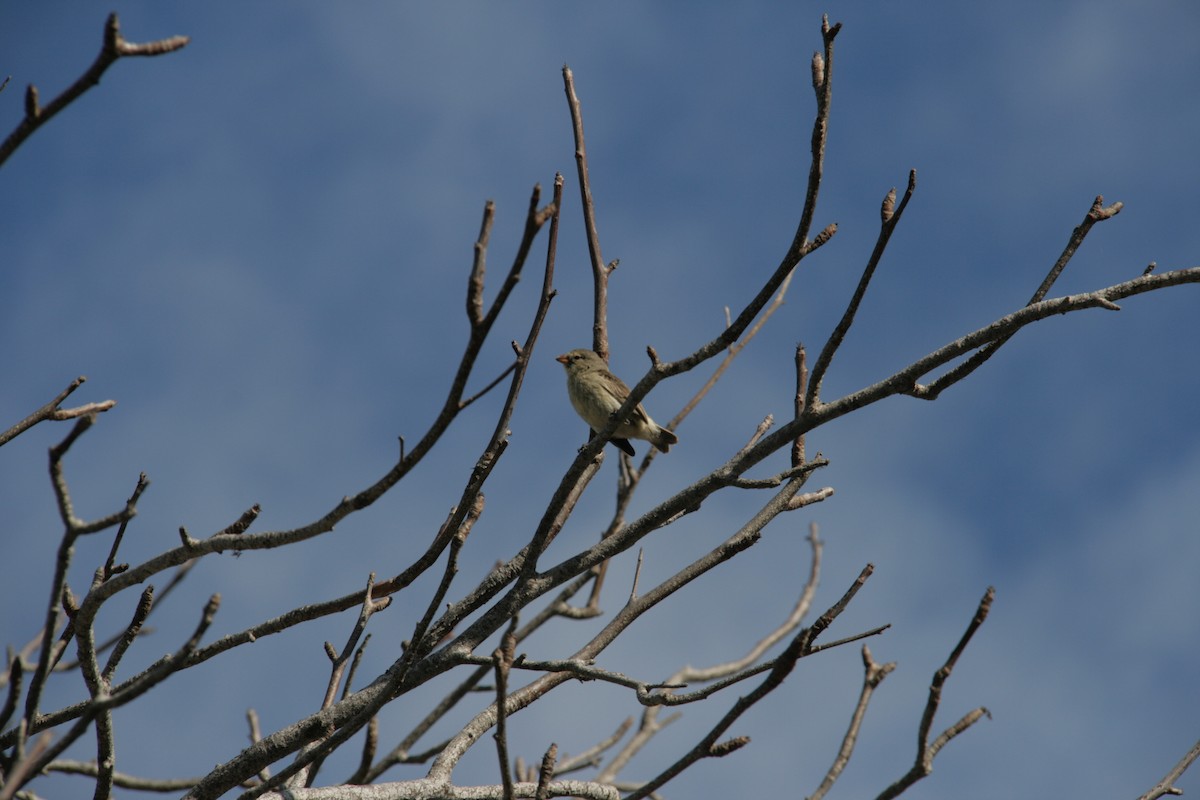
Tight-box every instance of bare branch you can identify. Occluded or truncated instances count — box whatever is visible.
[0,14,189,168]
[101,472,150,580]
[257,778,620,800]
[792,344,809,467]
[11,424,151,759]
[468,201,495,327]
[807,645,896,800]
[1,191,563,762]
[559,24,843,467]
[6,594,220,798]
[728,265,1200,479]
[431,479,814,787]
[285,577,390,790]
[637,626,891,709]
[808,170,917,407]
[492,619,519,800]
[665,257,801,440]
[556,719,631,775]
[7,14,1197,800]
[461,360,520,410]
[625,564,875,800]
[101,586,154,684]
[361,573,595,784]
[0,727,53,800]
[787,486,835,510]
[729,456,827,489]
[248,708,271,783]
[912,195,1127,399]
[1137,738,1200,800]
[45,760,205,792]
[347,716,378,786]
[875,587,994,800]
[795,15,843,252]
[264,499,481,792]
[0,658,23,733]
[916,587,995,754]
[660,521,824,690]
[562,65,610,358]
[535,743,558,800]
[172,187,565,799]
[0,376,116,448]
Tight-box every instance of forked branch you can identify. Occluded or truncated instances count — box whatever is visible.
[911,195,1126,400]
[0,376,116,447]
[875,587,994,800]
[0,14,189,168]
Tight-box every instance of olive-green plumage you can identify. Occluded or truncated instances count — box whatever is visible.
[556,348,678,456]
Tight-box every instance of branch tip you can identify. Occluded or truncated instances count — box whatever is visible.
[25,84,40,118]
[710,736,750,757]
[104,12,120,49]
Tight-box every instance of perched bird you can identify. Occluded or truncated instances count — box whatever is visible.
[556,348,678,456]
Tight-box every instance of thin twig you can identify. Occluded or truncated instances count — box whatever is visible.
[807,645,896,800]
[808,170,917,408]
[22,414,122,750]
[248,708,271,783]
[625,564,875,800]
[0,728,53,800]
[347,716,378,786]
[556,719,631,775]
[562,66,610,358]
[460,360,519,410]
[101,472,150,580]
[0,376,116,447]
[596,523,826,782]
[875,587,994,800]
[101,586,154,683]
[360,572,594,783]
[0,14,189,168]
[1136,738,1200,800]
[795,15,842,252]
[793,344,809,466]
[544,24,845,556]
[180,189,562,800]
[4,188,559,768]
[731,265,1200,480]
[287,575,390,789]
[431,477,815,786]
[45,760,210,792]
[320,575,389,712]
[535,743,558,800]
[911,195,1124,400]
[467,201,494,326]
[640,625,888,709]
[7,595,220,798]
[493,619,519,800]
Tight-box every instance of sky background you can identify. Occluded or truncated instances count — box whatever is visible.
[2,3,1198,799]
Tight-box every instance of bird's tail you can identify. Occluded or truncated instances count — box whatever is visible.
[652,427,679,453]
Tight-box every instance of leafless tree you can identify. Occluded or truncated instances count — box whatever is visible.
[2,13,1197,800]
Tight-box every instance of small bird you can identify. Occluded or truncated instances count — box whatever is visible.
[556,348,678,456]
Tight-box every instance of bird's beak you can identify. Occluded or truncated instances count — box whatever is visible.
[555,354,569,365]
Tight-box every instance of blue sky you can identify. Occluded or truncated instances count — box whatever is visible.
[3,3,1198,798]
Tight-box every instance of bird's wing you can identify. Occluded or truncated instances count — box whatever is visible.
[598,375,653,425]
